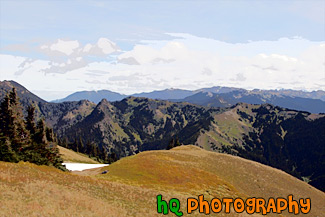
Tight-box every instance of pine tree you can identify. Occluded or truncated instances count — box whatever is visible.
[0,137,19,162]
[0,88,66,171]
[0,93,12,137]
[74,137,79,153]
[78,136,84,153]
[86,140,92,157]
[166,136,181,150]
[9,87,19,105]
[62,137,69,148]
[166,138,175,150]
[92,144,98,157]
[175,137,181,147]
[35,118,48,144]
[103,148,108,163]
[0,88,29,151]
[25,105,36,138]
[46,128,55,142]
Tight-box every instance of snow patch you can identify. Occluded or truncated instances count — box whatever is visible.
[62,163,109,171]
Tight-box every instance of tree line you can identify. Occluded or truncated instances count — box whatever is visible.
[0,88,65,170]
[58,136,119,164]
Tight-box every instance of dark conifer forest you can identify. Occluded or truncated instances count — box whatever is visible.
[0,88,65,170]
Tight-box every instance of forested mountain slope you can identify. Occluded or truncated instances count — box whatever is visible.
[1,80,324,191]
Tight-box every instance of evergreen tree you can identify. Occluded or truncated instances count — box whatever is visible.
[77,136,84,153]
[107,151,118,163]
[175,137,181,147]
[166,137,175,150]
[35,118,48,144]
[62,137,69,148]
[92,144,98,157]
[0,93,11,137]
[103,148,108,163]
[166,136,182,150]
[0,138,19,162]
[86,140,92,157]
[46,127,55,142]
[25,105,36,138]
[74,137,79,153]
[0,88,66,171]
[9,87,19,105]
[0,88,29,152]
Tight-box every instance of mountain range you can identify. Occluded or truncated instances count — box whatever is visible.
[175,90,325,114]
[0,80,324,191]
[52,84,325,114]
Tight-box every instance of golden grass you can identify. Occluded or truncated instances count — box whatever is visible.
[0,161,159,217]
[1,145,324,216]
[99,145,325,216]
[58,146,99,164]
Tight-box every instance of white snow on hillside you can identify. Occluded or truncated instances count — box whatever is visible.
[62,163,109,171]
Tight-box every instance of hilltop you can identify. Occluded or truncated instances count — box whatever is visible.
[0,146,324,216]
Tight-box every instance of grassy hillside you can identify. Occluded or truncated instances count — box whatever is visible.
[1,146,323,216]
[58,146,99,164]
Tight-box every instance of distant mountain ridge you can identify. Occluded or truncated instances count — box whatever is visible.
[132,88,194,100]
[52,90,127,104]
[52,88,195,103]
[53,85,325,103]
[249,88,325,101]
[176,90,325,114]
[50,83,325,113]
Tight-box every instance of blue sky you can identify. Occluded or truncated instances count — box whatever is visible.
[0,0,324,100]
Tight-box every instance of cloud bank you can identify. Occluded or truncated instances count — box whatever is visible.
[0,33,324,101]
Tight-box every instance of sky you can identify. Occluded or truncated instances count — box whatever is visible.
[0,0,324,101]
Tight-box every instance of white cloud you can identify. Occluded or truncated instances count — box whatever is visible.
[98,38,119,54]
[81,38,120,57]
[40,38,121,58]
[1,34,324,101]
[43,57,87,74]
[83,44,92,53]
[49,39,79,55]
[115,34,324,91]
[0,55,27,80]
[35,38,121,74]
[117,57,140,65]
[118,41,188,65]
